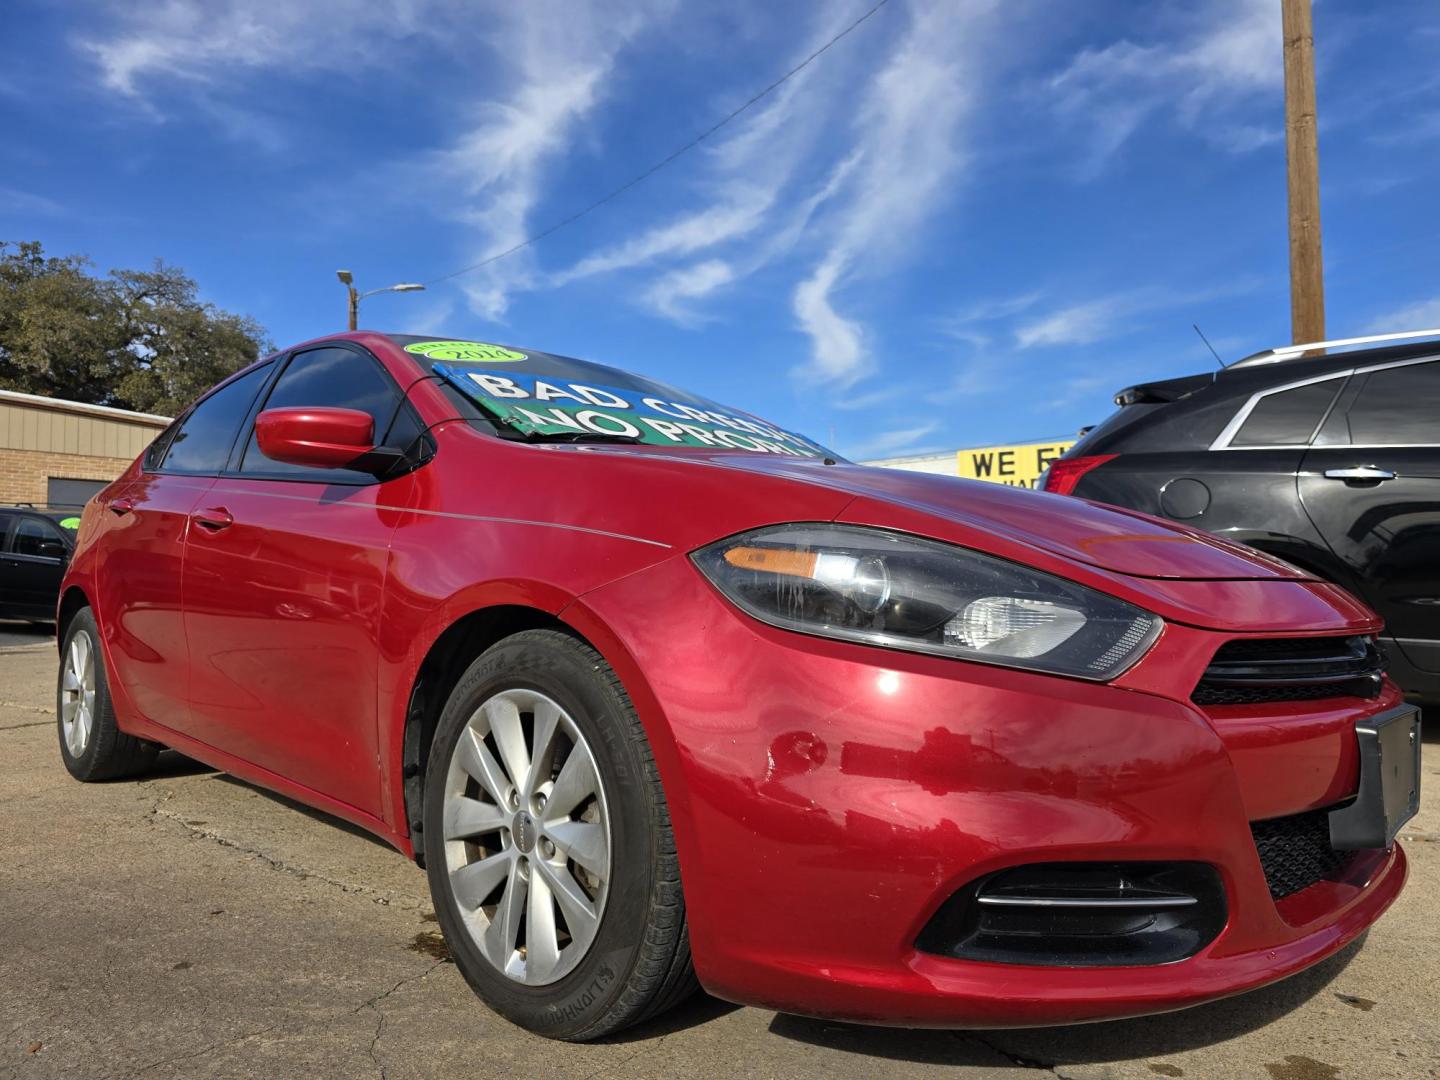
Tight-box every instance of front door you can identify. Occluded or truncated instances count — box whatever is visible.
[100,362,274,729]
[1299,356,1440,674]
[180,344,422,814]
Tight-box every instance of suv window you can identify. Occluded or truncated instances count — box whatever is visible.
[1343,361,1439,446]
[1230,379,1341,447]
[239,346,417,483]
[160,364,273,475]
[11,517,65,559]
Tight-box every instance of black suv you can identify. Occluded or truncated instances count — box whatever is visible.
[1043,334,1440,706]
[0,506,79,623]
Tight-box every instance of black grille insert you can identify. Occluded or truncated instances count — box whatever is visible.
[1193,635,1384,706]
[916,862,1227,967]
[1251,806,1354,901]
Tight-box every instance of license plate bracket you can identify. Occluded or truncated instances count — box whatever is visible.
[1329,705,1422,850]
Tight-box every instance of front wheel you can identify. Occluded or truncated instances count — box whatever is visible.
[422,629,696,1040]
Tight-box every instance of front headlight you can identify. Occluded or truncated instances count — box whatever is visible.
[692,524,1161,680]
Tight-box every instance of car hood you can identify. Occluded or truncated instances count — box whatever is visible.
[649,451,1310,582]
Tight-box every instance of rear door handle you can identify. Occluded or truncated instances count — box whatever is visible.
[1323,466,1396,483]
[109,497,136,515]
[191,506,234,531]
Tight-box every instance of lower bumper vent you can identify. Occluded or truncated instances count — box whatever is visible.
[916,862,1226,967]
[1251,806,1355,901]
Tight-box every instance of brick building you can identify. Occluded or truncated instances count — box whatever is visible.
[0,389,169,508]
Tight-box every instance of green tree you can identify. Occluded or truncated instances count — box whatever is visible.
[0,240,271,416]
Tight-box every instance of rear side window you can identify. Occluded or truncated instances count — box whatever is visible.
[1230,379,1341,447]
[1343,361,1439,445]
[238,346,415,482]
[160,364,272,475]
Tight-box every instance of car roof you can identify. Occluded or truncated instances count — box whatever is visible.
[1116,338,1440,406]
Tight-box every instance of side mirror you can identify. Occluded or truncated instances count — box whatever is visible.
[255,408,376,470]
[38,539,67,561]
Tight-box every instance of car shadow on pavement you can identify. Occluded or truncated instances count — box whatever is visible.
[765,935,1363,1068]
[212,773,408,850]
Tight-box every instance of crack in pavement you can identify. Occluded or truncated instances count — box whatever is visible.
[576,1033,670,1080]
[353,960,449,1080]
[957,1032,1061,1075]
[126,1024,279,1077]
[139,784,425,912]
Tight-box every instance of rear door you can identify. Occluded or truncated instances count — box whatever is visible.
[179,343,421,814]
[101,363,274,730]
[1,515,69,617]
[1299,356,1440,674]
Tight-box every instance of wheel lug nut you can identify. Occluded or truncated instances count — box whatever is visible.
[540,838,555,859]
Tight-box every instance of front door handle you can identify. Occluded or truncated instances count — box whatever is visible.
[109,497,135,516]
[191,506,234,531]
[1323,466,1396,483]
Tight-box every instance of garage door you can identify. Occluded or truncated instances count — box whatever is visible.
[46,477,109,509]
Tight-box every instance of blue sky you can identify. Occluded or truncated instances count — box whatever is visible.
[2,1,1437,459]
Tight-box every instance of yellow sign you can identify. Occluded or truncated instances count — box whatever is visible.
[956,439,1075,489]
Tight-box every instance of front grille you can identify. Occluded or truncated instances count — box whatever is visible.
[1251,806,1353,901]
[1193,635,1384,706]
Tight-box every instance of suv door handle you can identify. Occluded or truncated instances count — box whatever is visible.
[191,506,234,531]
[109,497,135,515]
[1323,466,1396,483]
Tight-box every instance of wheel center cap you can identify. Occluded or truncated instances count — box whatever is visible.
[513,811,537,853]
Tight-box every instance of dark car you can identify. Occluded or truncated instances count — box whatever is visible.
[1042,331,1440,705]
[0,506,80,622]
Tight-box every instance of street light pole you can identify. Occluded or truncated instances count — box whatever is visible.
[335,270,425,331]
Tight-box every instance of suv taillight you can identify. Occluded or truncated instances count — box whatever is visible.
[1041,454,1116,496]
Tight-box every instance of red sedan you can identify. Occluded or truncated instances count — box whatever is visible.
[55,333,1419,1040]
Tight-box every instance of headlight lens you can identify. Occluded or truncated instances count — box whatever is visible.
[692,524,1162,680]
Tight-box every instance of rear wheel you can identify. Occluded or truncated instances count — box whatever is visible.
[57,608,159,781]
[422,629,696,1040]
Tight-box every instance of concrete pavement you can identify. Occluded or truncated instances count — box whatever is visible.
[1,640,1437,1079]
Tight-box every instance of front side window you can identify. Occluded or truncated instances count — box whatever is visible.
[11,517,66,559]
[160,364,273,475]
[1229,379,1342,447]
[1343,361,1439,446]
[239,346,415,482]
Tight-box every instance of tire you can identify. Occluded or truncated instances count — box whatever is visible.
[57,608,159,781]
[422,629,697,1040]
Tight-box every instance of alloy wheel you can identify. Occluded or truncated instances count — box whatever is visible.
[442,688,612,985]
[61,630,96,757]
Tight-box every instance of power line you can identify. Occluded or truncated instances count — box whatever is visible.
[422,0,895,288]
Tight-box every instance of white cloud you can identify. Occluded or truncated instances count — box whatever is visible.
[1015,278,1264,349]
[844,421,941,461]
[642,260,735,323]
[1367,297,1440,332]
[80,1,418,97]
[791,0,999,388]
[554,195,770,285]
[1016,296,1130,348]
[0,187,65,217]
[1047,0,1281,172]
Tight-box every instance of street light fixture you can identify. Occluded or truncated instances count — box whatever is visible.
[336,270,426,331]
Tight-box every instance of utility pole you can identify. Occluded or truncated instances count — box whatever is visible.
[1281,0,1324,344]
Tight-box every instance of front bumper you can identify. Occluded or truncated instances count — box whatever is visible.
[571,557,1409,1027]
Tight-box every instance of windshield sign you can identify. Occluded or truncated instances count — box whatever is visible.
[433,363,829,457]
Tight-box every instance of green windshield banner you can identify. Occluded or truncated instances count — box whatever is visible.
[435,365,827,457]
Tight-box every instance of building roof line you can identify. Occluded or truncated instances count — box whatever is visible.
[0,388,171,425]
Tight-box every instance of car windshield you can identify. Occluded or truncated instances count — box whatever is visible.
[393,336,835,459]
